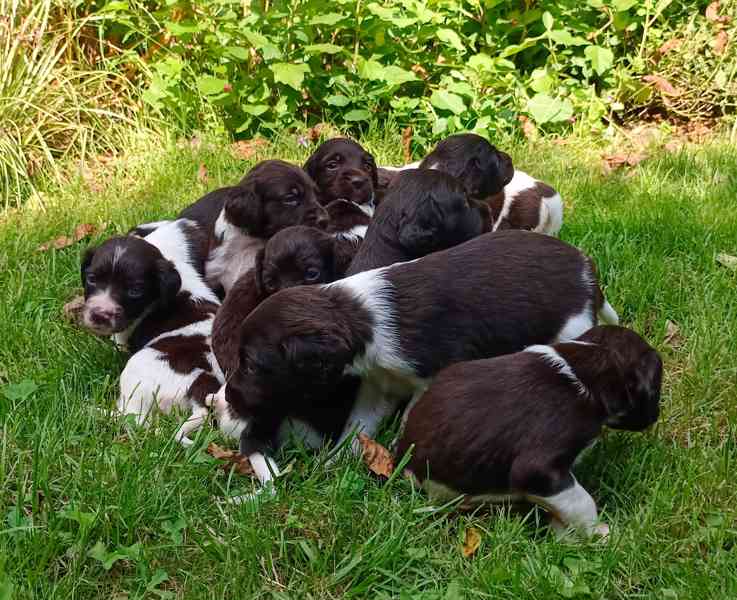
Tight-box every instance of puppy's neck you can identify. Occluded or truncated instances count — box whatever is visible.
[208,211,266,293]
[347,218,407,275]
[554,341,612,415]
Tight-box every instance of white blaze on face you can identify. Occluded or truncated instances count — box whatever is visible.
[82,288,123,334]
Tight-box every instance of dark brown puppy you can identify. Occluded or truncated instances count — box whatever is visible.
[398,325,662,538]
[324,199,372,240]
[226,230,619,490]
[179,160,329,295]
[304,138,378,208]
[346,169,491,275]
[212,225,359,377]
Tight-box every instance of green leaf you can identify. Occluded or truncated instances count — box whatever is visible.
[88,541,142,571]
[2,380,38,402]
[197,76,228,96]
[612,0,638,10]
[468,53,494,71]
[61,506,97,530]
[344,109,372,121]
[270,63,310,90]
[243,29,282,60]
[382,65,418,86]
[437,28,465,53]
[164,20,200,35]
[356,57,385,81]
[309,13,347,25]
[161,517,186,545]
[542,11,554,30]
[584,45,614,75]
[303,43,344,55]
[548,30,589,46]
[224,46,249,61]
[366,3,417,27]
[325,95,351,107]
[243,104,270,116]
[526,93,573,123]
[0,578,13,600]
[499,38,540,58]
[430,90,466,115]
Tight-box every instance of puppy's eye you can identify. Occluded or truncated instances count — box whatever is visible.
[326,159,339,170]
[283,188,300,206]
[86,273,96,286]
[304,267,321,282]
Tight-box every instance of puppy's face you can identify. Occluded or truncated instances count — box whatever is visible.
[579,326,663,431]
[388,170,489,256]
[420,133,515,199]
[304,138,379,208]
[227,160,328,238]
[80,237,181,336]
[257,226,337,296]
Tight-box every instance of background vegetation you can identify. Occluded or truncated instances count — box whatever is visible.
[1,0,736,207]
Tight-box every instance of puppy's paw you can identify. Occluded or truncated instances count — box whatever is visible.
[592,522,610,540]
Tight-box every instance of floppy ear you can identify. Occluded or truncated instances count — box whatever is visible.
[620,349,663,430]
[156,259,181,309]
[303,152,321,181]
[81,247,96,285]
[397,196,444,250]
[280,332,353,381]
[332,237,360,278]
[224,185,264,236]
[594,352,634,422]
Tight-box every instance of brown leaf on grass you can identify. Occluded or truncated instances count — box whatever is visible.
[664,320,684,349]
[304,122,339,143]
[37,223,100,252]
[411,64,428,78]
[461,527,481,558]
[601,152,647,173]
[642,75,681,96]
[714,30,729,55]
[206,442,256,477]
[706,1,731,24]
[197,163,209,185]
[657,38,683,57]
[231,138,270,160]
[357,433,394,478]
[518,115,537,139]
[63,294,85,323]
[716,252,737,271]
[401,126,413,163]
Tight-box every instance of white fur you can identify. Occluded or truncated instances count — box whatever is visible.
[82,289,119,328]
[598,301,619,325]
[380,161,421,172]
[528,477,609,538]
[524,345,588,397]
[112,246,126,269]
[492,170,564,237]
[130,220,172,237]
[358,202,375,218]
[555,301,595,343]
[206,211,265,294]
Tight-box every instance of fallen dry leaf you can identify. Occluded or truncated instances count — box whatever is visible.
[714,30,729,55]
[231,138,270,160]
[601,152,647,173]
[411,64,428,79]
[657,38,683,57]
[197,163,209,185]
[716,252,737,271]
[206,442,255,477]
[63,294,85,323]
[518,115,538,139]
[357,433,394,478]
[664,319,684,348]
[706,1,731,24]
[37,223,101,252]
[401,126,413,163]
[642,75,681,96]
[461,527,481,558]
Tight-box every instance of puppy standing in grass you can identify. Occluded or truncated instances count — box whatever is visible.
[225,230,619,489]
[80,219,223,445]
[397,325,662,538]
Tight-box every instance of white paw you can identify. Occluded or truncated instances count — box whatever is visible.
[592,522,610,540]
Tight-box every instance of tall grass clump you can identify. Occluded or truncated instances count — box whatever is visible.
[0,0,147,209]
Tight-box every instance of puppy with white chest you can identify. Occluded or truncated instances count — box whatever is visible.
[226,230,619,489]
[80,219,223,445]
[346,169,491,275]
[179,160,329,296]
[397,325,663,538]
[382,133,564,236]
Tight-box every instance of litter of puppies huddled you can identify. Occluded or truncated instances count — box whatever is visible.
[78,133,663,540]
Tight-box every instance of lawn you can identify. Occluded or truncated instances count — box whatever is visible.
[1,130,736,599]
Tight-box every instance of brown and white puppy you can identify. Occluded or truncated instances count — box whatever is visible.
[80,219,223,445]
[346,169,491,275]
[186,160,329,295]
[382,133,564,236]
[304,138,379,210]
[397,325,662,538]
[324,198,372,241]
[226,230,619,488]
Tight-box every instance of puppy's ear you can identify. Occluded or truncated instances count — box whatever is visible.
[593,351,635,423]
[224,186,264,236]
[620,349,662,430]
[398,196,443,251]
[303,152,320,181]
[157,259,181,309]
[280,332,352,381]
[332,237,360,278]
[81,247,96,285]
[253,248,266,296]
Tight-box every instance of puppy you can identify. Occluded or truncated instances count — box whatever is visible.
[382,133,564,236]
[397,325,662,538]
[346,169,491,275]
[182,160,329,295]
[325,198,372,241]
[304,138,379,211]
[226,230,619,489]
[80,219,223,444]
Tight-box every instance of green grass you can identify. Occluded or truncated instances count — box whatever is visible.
[1,129,737,600]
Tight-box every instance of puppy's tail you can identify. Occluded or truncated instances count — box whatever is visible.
[539,192,564,237]
[587,257,619,326]
[598,300,619,325]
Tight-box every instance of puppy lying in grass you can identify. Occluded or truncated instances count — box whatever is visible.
[397,325,662,538]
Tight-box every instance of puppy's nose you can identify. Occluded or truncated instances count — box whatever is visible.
[349,175,367,190]
[90,307,119,325]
